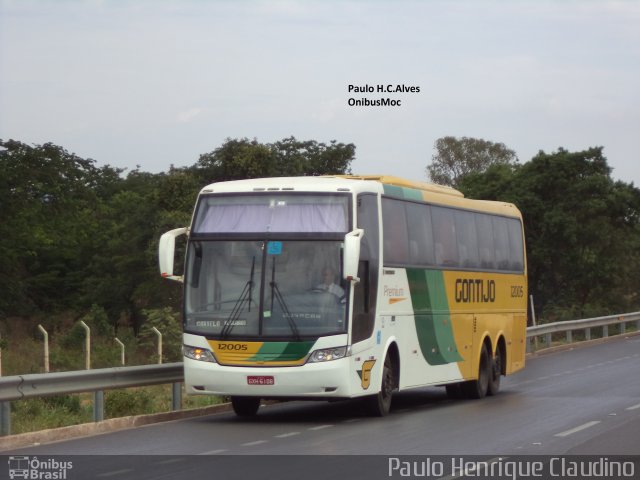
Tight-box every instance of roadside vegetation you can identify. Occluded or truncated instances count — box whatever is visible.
[1,135,639,434]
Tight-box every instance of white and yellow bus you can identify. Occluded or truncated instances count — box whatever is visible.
[159,175,527,416]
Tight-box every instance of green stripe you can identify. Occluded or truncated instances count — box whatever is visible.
[248,341,315,362]
[407,269,463,365]
[382,184,423,201]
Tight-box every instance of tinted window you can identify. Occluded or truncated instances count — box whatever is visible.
[454,210,479,268]
[432,207,459,267]
[507,218,525,271]
[382,198,409,265]
[381,197,524,273]
[406,202,435,266]
[492,216,510,270]
[476,214,496,270]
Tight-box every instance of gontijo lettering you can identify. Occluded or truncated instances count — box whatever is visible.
[455,278,496,303]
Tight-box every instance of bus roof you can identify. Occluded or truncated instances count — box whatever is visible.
[199,175,520,218]
[331,175,464,197]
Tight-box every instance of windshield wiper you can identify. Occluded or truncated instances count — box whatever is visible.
[220,256,255,339]
[269,257,301,341]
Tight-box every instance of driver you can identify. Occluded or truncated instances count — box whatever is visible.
[316,267,345,301]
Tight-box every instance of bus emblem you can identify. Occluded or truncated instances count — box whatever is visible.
[358,360,376,389]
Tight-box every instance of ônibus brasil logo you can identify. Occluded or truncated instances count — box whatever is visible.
[8,456,73,480]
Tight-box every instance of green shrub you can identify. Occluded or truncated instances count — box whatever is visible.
[105,389,153,418]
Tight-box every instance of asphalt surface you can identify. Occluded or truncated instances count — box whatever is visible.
[3,335,639,479]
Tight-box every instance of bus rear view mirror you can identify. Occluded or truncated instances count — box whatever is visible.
[343,229,364,283]
[159,227,188,282]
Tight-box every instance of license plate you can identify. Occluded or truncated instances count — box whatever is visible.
[247,375,275,386]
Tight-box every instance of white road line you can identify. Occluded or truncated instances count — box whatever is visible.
[242,440,268,447]
[156,458,185,465]
[198,449,228,455]
[554,420,601,438]
[309,424,333,431]
[274,431,301,438]
[626,403,640,411]
[97,469,133,477]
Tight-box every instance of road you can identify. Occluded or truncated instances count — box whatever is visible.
[3,335,639,478]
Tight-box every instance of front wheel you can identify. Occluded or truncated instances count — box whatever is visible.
[231,396,261,417]
[365,354,395,416]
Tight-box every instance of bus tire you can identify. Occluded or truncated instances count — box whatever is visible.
[462,344,490,399]
[487,346,502,396]
[365,354,395,416]
[231,396,261,417]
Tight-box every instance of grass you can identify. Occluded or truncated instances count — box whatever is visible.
[10,385,227,435]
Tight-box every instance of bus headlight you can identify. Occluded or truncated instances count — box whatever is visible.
[308,346,350,363]
[183,345,217,363]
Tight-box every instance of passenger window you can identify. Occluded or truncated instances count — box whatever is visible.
[476,214,495,270]
[454,210,479,268]
[406,202,435,266]
[507,218,525,272]
[492,217,510,270]
[382,198,409,265]
[432,207,459,267]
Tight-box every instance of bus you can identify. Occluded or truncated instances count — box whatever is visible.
[159,175,527,416]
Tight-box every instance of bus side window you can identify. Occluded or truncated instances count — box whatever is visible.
[507,218,525,272]
[476,213,495,270]
[492,216,510,270]
[432,206,459,267]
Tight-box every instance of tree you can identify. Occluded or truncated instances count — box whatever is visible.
[426,136,518,187]
[0,139,122,315]
[196,136,354,184]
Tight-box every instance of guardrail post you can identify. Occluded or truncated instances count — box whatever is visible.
[637,319,640,332]
[172,382,182,411]
[0,401,10,436]
[79,321,91,369]
[94,390,104,422]
[151,327,163,364]
[545,333,552,346]
[620,321,625,335]
[38,324,50,373]
[115,338,125,366]
[566,330,572,344]
[585,327,591,341]
[603,325,608,338]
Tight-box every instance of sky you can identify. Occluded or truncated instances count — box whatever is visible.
[1,0,639,186]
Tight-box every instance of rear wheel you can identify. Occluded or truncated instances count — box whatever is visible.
[487,345,503,396]
[461,344,490,399]
[231,396,261,417]
[365,354,395,416]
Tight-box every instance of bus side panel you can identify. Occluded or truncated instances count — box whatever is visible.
[509,314,527,373]
[378,268,466,389]
[442,270,527,379]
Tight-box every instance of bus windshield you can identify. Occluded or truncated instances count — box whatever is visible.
[185,240,347,339]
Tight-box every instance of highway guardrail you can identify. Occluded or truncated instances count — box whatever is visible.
[0,311,638,436]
